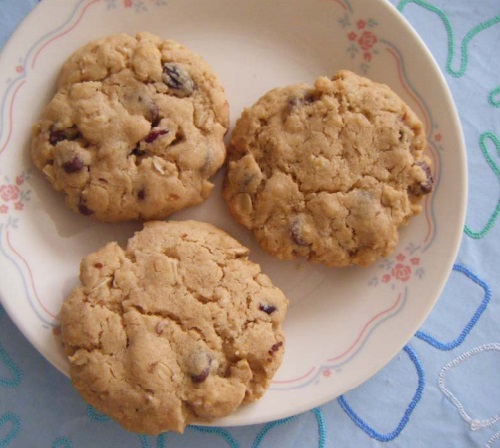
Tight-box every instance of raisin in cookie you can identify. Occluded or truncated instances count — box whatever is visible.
[32,33,229,222]
[223,70,433,267]
[60,220,288,434]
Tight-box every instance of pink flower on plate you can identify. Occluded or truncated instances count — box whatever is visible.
[15,175,24,186]
[357,19,366,29]
[435,133,442,142]
[396,253,406,262]
[323,369,331,378]
[358,30,378,51]
[348,31,357,41]
[14,202,24,211]
[392,263,412,282]
[410,257,420,266]
[0,184,20,202]
[123,0,133,7]
[0,204,8,214]
[15,65,23,74]
[363,51,372,62]
[382,273,391,283]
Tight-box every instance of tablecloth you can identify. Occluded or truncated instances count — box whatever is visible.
[0,0,499,446]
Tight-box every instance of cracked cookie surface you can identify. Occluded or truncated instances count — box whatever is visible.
[60,220,288,434]
[223,70,433,267]
[31,32,229,222]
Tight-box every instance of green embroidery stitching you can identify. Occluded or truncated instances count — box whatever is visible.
[488,87,500,108]
[464,132,500,239]
[397,0,500,78]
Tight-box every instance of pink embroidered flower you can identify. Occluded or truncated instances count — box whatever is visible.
[14,202,24,211]
[0,184,20,202]
[382,273,391,283]
[410,257,420,266]
[15,175,24,186]
[396,253,406,262]
[348,31,357,41]
[392,263,412,282]
[15,65,23,74]
[358,30,378,51]
[363,51,372,62]
[0,204,8,214]
[356,19,366,29]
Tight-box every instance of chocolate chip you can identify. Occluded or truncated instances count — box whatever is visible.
[78,197,94,216]
[62,156,84,173]
[259,304,276,315]
[409,161,433,196]
[144,128,169,143]
[268,341,283,356]
[94,263,103,269]
[49,126,80,146]
[137,188,146,200]
[162,63,195,97]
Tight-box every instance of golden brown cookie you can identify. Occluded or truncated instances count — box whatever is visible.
[60,220,288,434]
[223,70,433,267]
[32,33,229,222]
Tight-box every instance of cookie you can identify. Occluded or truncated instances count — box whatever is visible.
[223,70,433,267]
[31,33,229,222]
[60,220,288,434]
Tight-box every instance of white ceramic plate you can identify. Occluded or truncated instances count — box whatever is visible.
[0,0,466,427]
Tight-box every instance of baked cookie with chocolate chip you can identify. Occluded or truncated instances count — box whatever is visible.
[223,70,433,267]
[31,32,229,221]
[60,220,288,434]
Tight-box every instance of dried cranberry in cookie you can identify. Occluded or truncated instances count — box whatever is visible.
[223,70,432,267]
[31,32,229,222]
[60,221,288,434]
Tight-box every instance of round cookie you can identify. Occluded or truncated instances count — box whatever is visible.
[32,33,229,222]
[60,220,288,434]
[223,70,433,267]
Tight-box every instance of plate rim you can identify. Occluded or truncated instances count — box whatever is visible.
[0,0,468,427]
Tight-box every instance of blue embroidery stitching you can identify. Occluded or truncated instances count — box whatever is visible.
[87,405,111,423]
[0,412,21,448]
[252,416,298,448]
[0,306,23,388]
[138,434,150,448]
[139,433,167,448]
[51,437,73,448]
[312,408,327,448]
[338,344,425,442]
[190,426,239,448]
[252,409,327,447]
[415,264,491,350]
